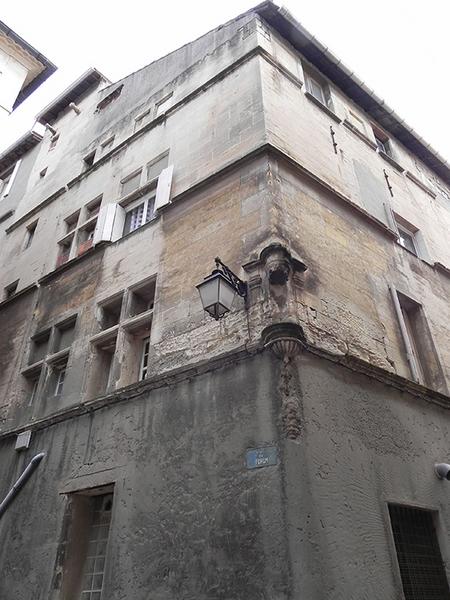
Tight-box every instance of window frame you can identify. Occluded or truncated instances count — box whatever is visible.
[122,192,156,236]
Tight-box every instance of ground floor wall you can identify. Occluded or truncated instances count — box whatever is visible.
[0,350,448,599]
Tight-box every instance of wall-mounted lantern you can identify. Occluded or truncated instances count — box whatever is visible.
[196,257,248,320]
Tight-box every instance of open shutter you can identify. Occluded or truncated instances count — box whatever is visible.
[93,204,115,244]
[94,204,126,244]
[414,231,432,264]
[2,159,21,198]
[111,205,126,241]
[154,165,174,211]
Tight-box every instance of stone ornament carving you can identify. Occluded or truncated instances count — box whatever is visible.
[262,322,305,441]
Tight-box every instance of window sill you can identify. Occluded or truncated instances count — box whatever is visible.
[343,119,377,150]
[47,348,70,366]
[405,170,437,198]
[304,91,341,123]
[377,150,404,172]
[22,360,44,376]
[122,309,153,333]
[90,325,119,347]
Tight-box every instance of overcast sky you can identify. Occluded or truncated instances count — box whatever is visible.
[2,0,450,162]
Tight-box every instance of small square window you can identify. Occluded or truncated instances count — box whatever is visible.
[96,85,123,111]
[146,152,169,183]
[128,278,156,317]
[155,92,173,118]
[304,69,332,109]
[57,237,73,267]
[49,134,59,151]
[54,317,77,353]
[372,125,392,156]
[0,165,14,200]
[98,294,123,330]
[30,330,50,364]
[4,280,18,300]
[135,109,152,131]
[83,151,96,170]
[65,211,80,233]
[120,169,142,197]
[348,110,366,134]
[100,136,114,154]
[85,196,102,219]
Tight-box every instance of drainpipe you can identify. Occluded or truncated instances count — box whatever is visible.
[0,452,45,520]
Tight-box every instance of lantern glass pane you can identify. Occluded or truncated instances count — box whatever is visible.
[218,277,237,311]
[197,276,220,311]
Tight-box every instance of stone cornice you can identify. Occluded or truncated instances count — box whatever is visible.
[0,338,448,442]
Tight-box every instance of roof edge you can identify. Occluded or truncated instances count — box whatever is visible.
[254,2,450,186]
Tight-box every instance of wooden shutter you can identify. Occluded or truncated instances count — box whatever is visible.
[154,165,174,211]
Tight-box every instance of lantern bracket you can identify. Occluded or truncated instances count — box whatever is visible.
[214,257,248,300]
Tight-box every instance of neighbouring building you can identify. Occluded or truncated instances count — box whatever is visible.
[0,20,56,119]
[0,3,449,599]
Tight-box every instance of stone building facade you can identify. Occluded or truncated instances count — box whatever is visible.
[0,3,449,599]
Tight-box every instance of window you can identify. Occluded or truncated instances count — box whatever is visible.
[24,220,38,249]
[348,110,366,134]
[306,73,326,105]
[57,237,73,267]
[59,489,113,600]
[100,136,114,154]
[30,330,50,364]
[0,165,14,200]
[98,294,123,330]
[28,375,40,405]
[83,151,96,170]
[120,169,142,197]
[389,504,450,600]
[372,124,392,156]
[139,337,150,381]
[4,280,18,300]
[128,278,156,317]
[65,211,80,233]
[49,134,59,151]
[389,288,445,389]
[88,333,117,397]
[54,317,77,353]
[146,152,169,183]
[77,221,97,256]
[155,92,173,117]
[123,193,155,235]
[39,167,48,179]
[96,85,123,111]
[134,109,152,131]
[398,224,418,256]
[85,196,102,219]
[54,363,67,396]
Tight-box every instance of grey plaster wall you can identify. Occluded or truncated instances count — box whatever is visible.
[0,351,449,599]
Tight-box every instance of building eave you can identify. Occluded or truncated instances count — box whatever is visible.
[254,2,450,186]
[0,20,57,109]
[0,130,43,174]
[35,67,110,125]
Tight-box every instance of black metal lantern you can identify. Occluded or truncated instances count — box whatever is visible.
[196,257,248,320]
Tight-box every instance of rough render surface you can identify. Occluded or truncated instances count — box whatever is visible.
[0,353,449,599]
